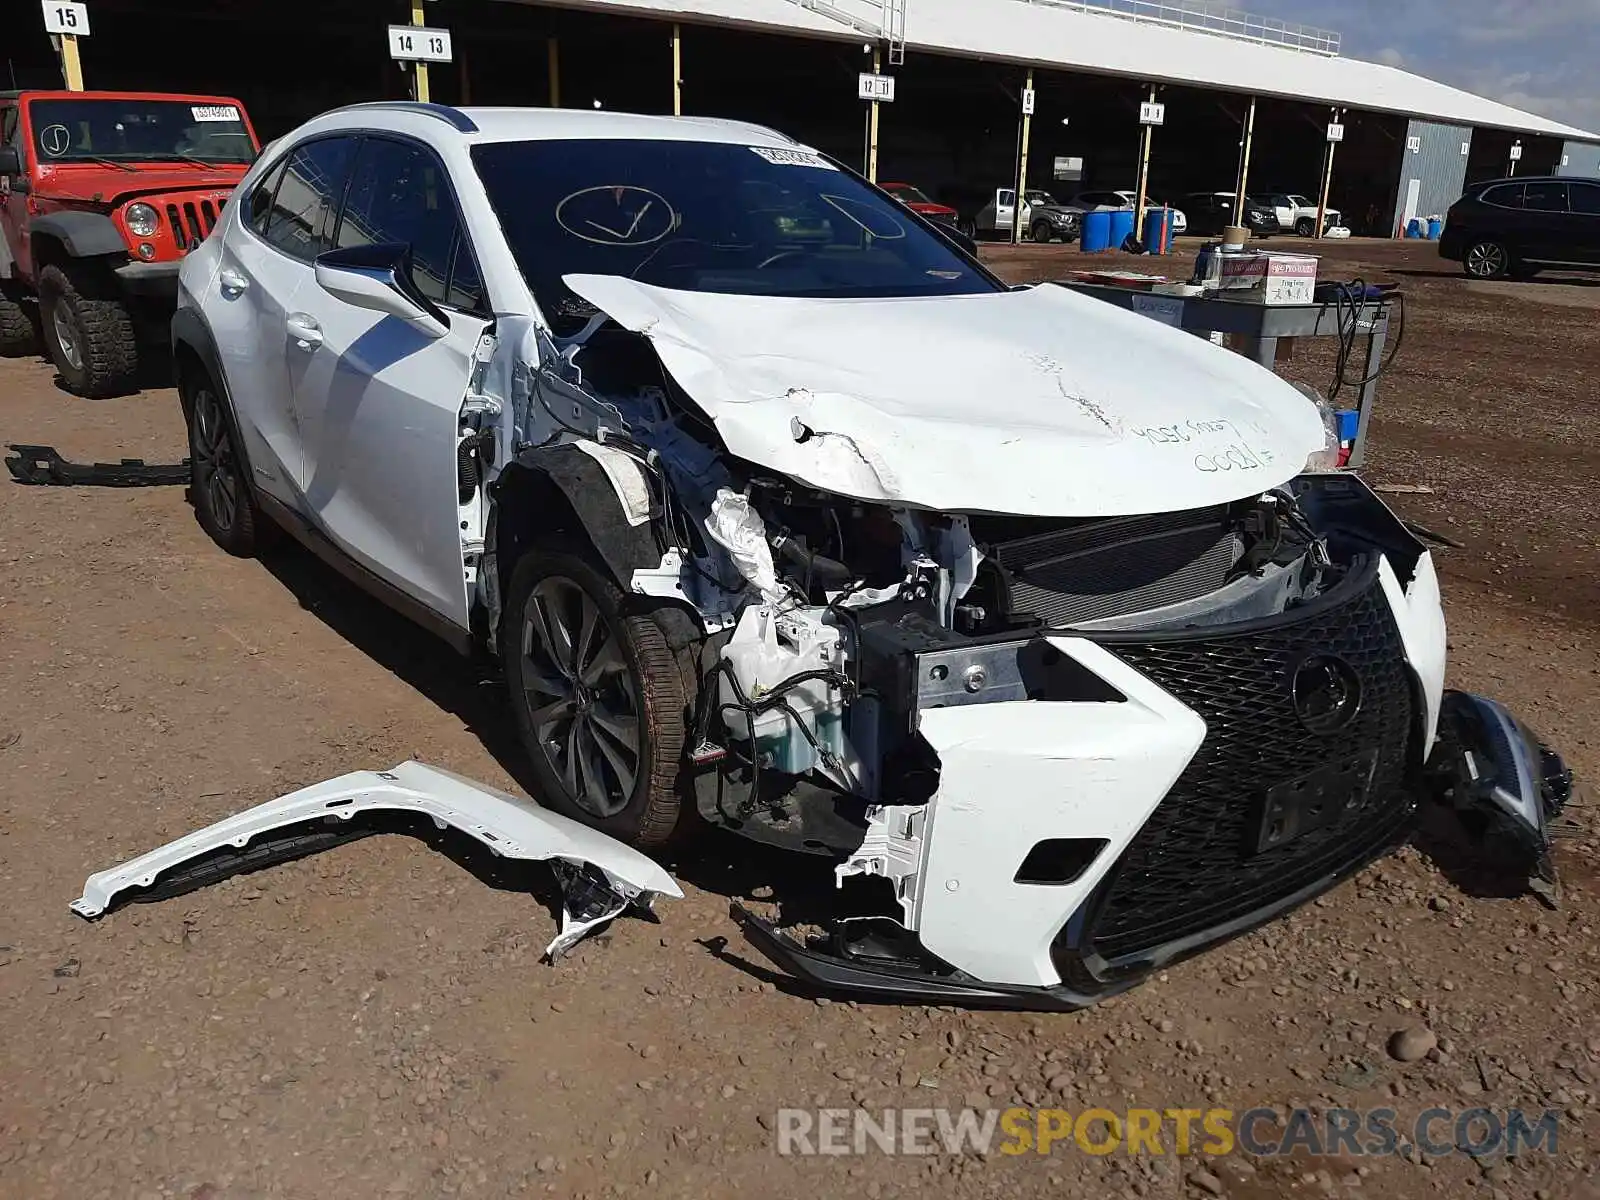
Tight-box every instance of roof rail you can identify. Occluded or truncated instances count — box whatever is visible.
[333,101,478,133]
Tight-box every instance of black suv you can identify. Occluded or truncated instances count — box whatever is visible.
[1440,176,1600,279]
[1184,192,1280,237]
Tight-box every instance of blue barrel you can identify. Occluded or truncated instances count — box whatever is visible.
[1080,210,1112,253]
[1406,218,1425,239]
[1109,209,1136,250]
[1142,207,1173,254]
[1427,217,1444,240]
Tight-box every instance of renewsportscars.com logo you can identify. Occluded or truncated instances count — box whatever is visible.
[774,1106,1561,1159]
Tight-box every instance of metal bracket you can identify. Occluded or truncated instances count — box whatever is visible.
[6,444,189,487]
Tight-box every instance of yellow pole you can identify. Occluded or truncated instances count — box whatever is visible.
[1316,108,1340,239]
[547,36,561,108]
[409,2,430,103]
[1013,67,1034,245]
[1233,96,1256,228]
[867,47,881,183]
[672,24,682,115]
[1135,83,1156,235]
[60,35,85,91]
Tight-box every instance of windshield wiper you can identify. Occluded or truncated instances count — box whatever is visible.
[171,153,231,169]
[77,155,137,173]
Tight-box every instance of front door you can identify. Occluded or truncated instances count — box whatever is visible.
[1568,181,1600,263]
[0,104,32,284]
[211,135,359,506]
[994,189,1016,233]
[1518,179,1572,262]
[288,134,492,632]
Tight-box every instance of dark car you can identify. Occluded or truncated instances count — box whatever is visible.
[1440,176,1600,279]
[1184,192,1280,237]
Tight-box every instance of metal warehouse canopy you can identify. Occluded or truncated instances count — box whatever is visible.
[529,0,1599,141]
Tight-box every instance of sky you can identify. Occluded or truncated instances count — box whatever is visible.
[1255,0,1600,131]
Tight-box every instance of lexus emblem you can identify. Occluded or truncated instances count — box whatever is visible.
[1291,655,1362,733]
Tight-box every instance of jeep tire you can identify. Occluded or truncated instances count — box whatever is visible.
[0,291,39,357]
[38,263,138,398]
[504,547,688,849]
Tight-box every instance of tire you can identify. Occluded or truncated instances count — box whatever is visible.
[1030,221,1054,244]
[504,548,688,849]
[1295,218,1316,237]
[0,292,39,357]
[37,263,137,397]
[184,366,262,556]
[1464,240,1511,280]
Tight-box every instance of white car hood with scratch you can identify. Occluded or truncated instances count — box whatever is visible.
[563,275,1327,517]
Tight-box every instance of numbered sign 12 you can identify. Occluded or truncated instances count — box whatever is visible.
[42,1,91,36]
[388,25,453,63]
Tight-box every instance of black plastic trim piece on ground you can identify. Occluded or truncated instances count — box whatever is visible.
[730,903,1107,1012]
[5,444,189,487]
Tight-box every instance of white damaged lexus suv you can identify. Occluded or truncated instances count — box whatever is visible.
[172,102,1570,1009]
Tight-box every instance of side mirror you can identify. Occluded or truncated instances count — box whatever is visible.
[0,146,22,176]
[313,242,449,338]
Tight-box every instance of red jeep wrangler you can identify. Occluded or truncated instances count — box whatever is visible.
[0,90,260,396]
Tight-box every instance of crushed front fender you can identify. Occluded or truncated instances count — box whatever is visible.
[70,761,683,958]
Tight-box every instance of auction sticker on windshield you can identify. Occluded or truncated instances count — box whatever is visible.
[192,105,241,122]
[749,147,837,170]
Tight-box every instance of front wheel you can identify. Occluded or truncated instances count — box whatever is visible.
[1464,239,1511,280]
[1294,218,1316,237]
[1030,221,1054,244]
[504,549,688,849]
[37,264,137,397]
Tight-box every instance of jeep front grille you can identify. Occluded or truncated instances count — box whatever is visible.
[164,199,220,253]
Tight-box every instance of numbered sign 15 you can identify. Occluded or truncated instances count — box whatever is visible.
[42,1,91,36]
[388,25,453,63]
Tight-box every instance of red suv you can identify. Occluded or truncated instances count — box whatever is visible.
[0,89,260,396]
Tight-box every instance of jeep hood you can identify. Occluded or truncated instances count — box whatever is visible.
[563,276,1326,518]
[34,162,246,206]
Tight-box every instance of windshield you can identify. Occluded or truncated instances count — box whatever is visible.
[887,183,932,204]
[1025,191,1057,206]
[472,139,996,335]
[26,99,255,165]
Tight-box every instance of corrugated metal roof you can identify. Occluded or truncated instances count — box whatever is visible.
[525,0,1598,141]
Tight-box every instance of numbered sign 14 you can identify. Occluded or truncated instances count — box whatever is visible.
[388,25,453,63]
[42,1,91,36]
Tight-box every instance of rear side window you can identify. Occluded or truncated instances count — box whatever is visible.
[247,157,288,235]
[1522,180,1569,212]
[1571,182,1600,215]
[262,136,358,261]
[1481,183,1524,209]
[334,136,481,311]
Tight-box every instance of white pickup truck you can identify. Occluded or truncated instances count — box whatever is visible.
[1269,193,1341,237]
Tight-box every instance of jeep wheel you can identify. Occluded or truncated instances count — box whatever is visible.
[186,372,262,556]
[504,549,687,849]
[0,293,39,357]
[38,264,138,398]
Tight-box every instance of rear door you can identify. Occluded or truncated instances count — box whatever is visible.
[1519,180,1572,262]
[211,135,358,506]
[994,188,1016,232]
[1568,181,1600,262]
[287,133,492,631]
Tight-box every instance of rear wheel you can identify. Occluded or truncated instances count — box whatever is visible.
[0,292,39,357]
[504,549,688,849]
[1464,239,1511,280]
[186,370,263,556]
[37,263,138,397]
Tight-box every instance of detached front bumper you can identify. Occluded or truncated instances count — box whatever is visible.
[113,259,182,300]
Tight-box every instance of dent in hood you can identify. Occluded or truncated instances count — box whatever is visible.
[562,275,1326,518]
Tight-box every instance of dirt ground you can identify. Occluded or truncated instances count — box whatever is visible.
[1,237,1597,1200]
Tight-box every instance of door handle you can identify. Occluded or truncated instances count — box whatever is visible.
[218,267,249,295]
[286,313,323,350]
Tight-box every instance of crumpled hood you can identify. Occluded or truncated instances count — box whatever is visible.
[563,275,1327,517]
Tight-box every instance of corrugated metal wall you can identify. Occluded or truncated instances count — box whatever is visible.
[1389,118,1471,235]
[1561,141,1600,178]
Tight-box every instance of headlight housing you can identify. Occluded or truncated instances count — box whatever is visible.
[124,203,160,238]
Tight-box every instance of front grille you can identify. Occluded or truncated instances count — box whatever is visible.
[1073,562,1416,966]
[163,198,220,253]
[985,507,1239,627]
